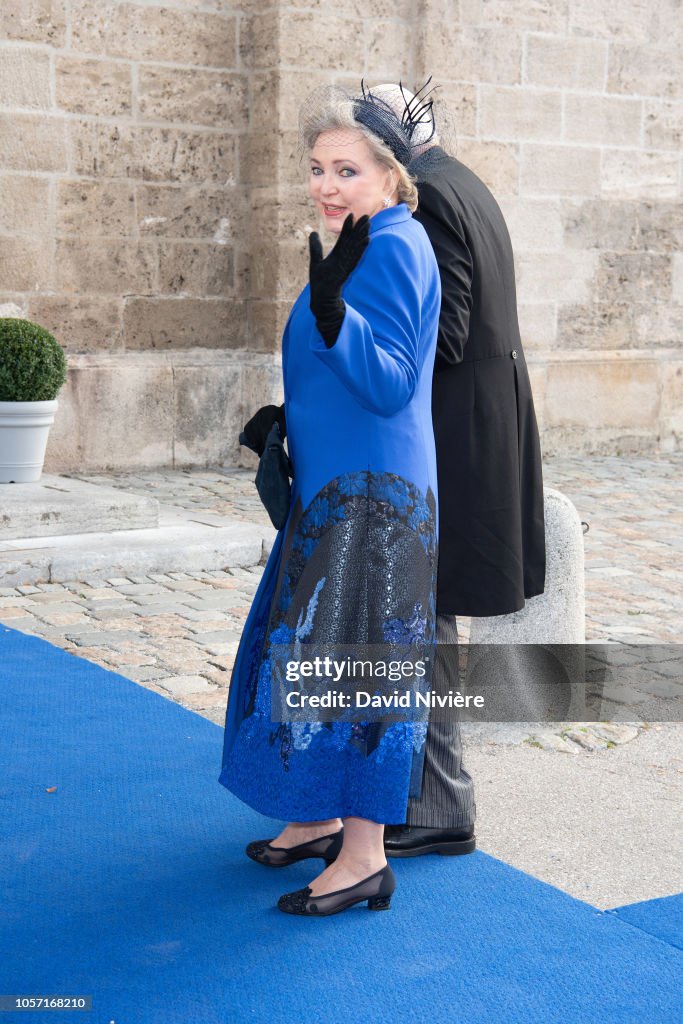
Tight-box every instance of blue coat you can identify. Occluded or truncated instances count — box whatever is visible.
[219,203,442,823]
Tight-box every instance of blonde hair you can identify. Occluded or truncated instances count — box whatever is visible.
[301,97,419,213]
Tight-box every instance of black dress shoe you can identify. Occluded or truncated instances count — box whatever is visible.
[278,865,396,916]
[246,829,343,867]
[383,825,475,857]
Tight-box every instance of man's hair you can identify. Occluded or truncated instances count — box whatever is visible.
[366,84,441,157]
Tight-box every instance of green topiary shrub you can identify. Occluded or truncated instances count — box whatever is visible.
[0,318,68,402]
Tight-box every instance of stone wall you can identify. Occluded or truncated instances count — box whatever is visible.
[0,0,681,469]
[0,0,264,468]
[413,0,683,453]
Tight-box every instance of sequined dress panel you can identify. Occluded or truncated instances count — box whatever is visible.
[219,203,441,822]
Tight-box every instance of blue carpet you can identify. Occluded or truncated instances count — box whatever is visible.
[609,894,683,951]
[1,623,681,1024]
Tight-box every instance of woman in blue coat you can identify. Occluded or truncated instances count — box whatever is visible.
[219,82,442,916]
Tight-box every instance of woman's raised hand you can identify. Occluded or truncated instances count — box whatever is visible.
[308,213,370,348]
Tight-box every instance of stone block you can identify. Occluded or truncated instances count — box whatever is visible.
[544,360,659,429]
[0,113,67,172]
[525,33,607,90]
[471,0,569,32]
[136,184,231,239]
[250,71,280,133]
[0,175,50,236]
[564,94,642,146]
[453,140,519,197]
[431,83,477,139]
[56,56,132,116]
[633,305,683,348]
[70,1,237,68]
[251,186,315,242]
[427,26,522,85]
[57,180,136,237]
[241,357,283,423]
[134,127,237,186]
[659,361,683,445]
[238,131,278,188]
[244,300,290,353]
[45,360,175,472]
[0,46,50,108]
[515,251,598,305]
[158,675,216,697]
[270,130,307,190]
[158,243,234,297]
[239,10,279,69]
[0,297,28,319]
[44,521,264,580]
[275,241,308,298]
[644,99,683,149]
[520,144,601,196]
[280,12,364,69]
[526,362,546,428]
[595,252,672,305]
[0,238,52,292]
[608,43,683,101]
[238,240,271,300]
[68,120,237,184]
[561,198,639,251]
[174,364,242,466]
[55,239,157,295]
[540,425,655,456]
[557,304,636,350]
[600,150,678,199]
[279,0,377,13]
[26,295,124,353]
[365,19,412,78]
[479,86,562,142]
[469,489,585,645]
[0,474,158,540]
[0,0,66,46]
[652,0,683,41]
[123,297,247,350]
[67,120,136,179]
[234,250,251,299]
[571,0,654,44]
[270,70,338,132]
[0,561,50,587]
[246,238,306,301]
[498,198,563,250]
[137,67,248,129]
[517,304,557,351]
[673,253,683,304]
[637,202,683,254]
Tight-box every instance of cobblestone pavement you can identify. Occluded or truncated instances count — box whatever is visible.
[1,456,681,738]
[543,455,683,645]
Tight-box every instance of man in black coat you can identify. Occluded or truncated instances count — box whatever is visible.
[373,86,546,858]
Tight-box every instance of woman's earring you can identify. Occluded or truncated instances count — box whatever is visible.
[383,196,391,208]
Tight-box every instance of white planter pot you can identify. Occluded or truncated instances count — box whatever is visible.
[0,399,58,483]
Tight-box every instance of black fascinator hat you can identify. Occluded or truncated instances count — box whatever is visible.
[298,77,442,169]
[352,78,439,166]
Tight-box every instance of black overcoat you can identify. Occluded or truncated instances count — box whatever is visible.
[410,146,546,617]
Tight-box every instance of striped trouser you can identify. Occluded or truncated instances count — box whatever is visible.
[405,613,476,829]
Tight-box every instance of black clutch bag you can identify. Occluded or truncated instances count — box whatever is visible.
[253,422,292,530]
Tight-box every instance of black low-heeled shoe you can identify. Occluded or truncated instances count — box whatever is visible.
[277,864,396,916]
[246,828,343,868]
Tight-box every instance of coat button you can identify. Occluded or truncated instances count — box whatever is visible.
[511,350,518,359]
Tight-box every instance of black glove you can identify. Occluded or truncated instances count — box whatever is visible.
[308,213,370,348]
[255,421,293,530]
[240,403,286,457]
